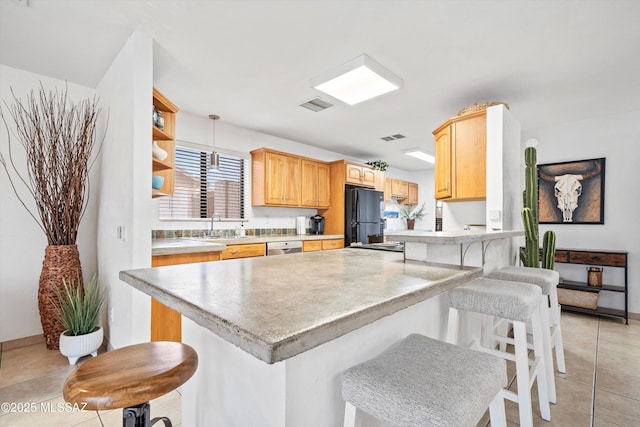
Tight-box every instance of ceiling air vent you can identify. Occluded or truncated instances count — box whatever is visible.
[380,134,406,141]
[300,97,334,112]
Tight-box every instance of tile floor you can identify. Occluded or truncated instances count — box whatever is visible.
[0,312,638,426]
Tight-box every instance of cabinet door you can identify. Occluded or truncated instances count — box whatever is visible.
[345,164,363,184]
[265,152,287,204]
[434,125,452,199]
[265,153,301,205]
[150,250,221,343]
[407,182,418,204]
[392,179,409,198]
[384,178,392,201]
[454,114,486,200]
[362,169,376,187]
[283,155,302,206]
[301,159,319,206]
[316,162,331,207]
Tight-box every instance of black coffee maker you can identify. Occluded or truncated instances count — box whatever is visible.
[310,215,325,235]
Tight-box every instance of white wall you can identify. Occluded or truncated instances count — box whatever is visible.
[150,111,429,233]
[0,65,99,342]
[529,110,640,315]
[96,31,154,349]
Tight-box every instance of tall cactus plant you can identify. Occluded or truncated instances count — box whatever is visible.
[520,145,556,269]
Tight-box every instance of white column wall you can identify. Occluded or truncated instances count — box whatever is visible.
[96,31,153,349]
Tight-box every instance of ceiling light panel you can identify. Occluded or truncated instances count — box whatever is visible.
[404,148,435,163]
[311,55,403,105]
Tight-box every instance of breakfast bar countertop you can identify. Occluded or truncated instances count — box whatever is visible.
[384,229,524,244]
[120,249,481,364]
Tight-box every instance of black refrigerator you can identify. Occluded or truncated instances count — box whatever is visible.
[345,185,385,246]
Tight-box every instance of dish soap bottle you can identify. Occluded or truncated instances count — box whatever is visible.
[239,223,246,237]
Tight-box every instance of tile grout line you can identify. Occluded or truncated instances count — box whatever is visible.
[590,318,600,427]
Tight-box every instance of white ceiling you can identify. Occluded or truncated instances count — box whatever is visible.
[2,0,639,171]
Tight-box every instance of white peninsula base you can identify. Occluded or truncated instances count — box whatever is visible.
[181,293,482,427]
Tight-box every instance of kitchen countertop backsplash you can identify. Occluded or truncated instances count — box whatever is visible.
[153,227,305,240]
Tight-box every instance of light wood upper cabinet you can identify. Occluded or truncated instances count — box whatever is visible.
[433,110,486,201]
[434,124,453,199]
[385,178,418,204]
[391,179,409,199]
[252,148,331,208]
[252,149,302,206]
[345,162,376,188]
[301,159,330,208]
[453,113,486,200]
[152,88,179,198]
[407,182,418,204]
[384,178,392,201]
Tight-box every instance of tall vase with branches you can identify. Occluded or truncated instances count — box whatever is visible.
[1,84,101,349]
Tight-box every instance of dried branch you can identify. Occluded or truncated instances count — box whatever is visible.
[0,83,102,245]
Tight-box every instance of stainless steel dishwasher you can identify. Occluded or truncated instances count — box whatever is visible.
[266,241,303,255]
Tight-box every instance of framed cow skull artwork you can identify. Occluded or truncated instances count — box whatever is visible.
[538,158,605,224]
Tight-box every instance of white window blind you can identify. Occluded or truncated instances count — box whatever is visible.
[159,146,245,220]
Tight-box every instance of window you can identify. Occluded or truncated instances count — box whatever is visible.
[159,146,245,220]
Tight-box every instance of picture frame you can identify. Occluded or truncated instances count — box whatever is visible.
[538,157,605,224]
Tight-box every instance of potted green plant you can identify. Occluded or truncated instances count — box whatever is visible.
[366,160,389,171]
[399,203,427,230]
[52,273,104,365]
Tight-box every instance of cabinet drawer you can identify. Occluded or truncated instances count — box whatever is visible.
[322,239,344,250]
[569,251,626,267]
[554,250,569,263]
[221,243,266,260]
[303,240,323,252]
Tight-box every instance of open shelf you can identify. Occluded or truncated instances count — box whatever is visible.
[152,87,179,197]
[558,280,625,293]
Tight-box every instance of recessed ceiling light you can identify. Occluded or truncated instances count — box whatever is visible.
[310,54,403,105]
[404,148,435,164]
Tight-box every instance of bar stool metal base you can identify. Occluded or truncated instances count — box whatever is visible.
[123,402,172,427]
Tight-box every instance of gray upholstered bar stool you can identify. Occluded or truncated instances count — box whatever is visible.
[342,334,507,427]
[486,266,565,373]
[447,278,551,427]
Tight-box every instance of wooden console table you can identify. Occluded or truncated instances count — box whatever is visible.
[554,248,628,324]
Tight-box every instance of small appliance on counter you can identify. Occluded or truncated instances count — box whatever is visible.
[296,216,307,235]
[310,215,325,235]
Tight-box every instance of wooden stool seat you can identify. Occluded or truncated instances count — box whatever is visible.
[63,341,198,411]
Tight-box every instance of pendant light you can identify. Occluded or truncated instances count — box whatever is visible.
[209,114,220,170]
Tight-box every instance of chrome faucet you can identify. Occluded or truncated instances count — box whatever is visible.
[209,213,221,236]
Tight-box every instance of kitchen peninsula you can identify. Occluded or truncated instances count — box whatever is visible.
[120,249,482,426]
[386,229,524,270]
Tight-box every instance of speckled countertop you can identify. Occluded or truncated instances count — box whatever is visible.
[120,249,481,364]
[152,234,344,256]
[384,229,524,244]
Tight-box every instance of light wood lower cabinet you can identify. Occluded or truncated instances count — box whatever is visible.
[303,238,344,252]
[150,251,222,342]
[220,243,266,260]
[321,238,344,250]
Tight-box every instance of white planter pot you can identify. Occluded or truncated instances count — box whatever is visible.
[59,326,103,365]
